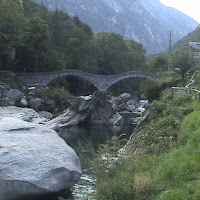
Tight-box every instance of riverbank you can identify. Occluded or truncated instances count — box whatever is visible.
[0,75,145,200]
[90,88,200,200]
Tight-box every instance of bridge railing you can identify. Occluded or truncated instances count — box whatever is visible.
[171,72,200,100]
[171,87,200,100]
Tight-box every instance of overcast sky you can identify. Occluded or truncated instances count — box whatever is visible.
[160,0,200,23]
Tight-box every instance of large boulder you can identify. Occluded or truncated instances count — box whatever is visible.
[68,91,119,125]
[39,111,53,120]
[46,91,123,129]
[1,96,15,106]
[112,93,132,111]
[0,117,81,200]
[5,89,23,103]
[71,95,92,112]
[0,82,11,105]
[28,97,43,110]
[40,99,56,113]
[126,99,137,112]
[88,92,120,124]
[0,106,47,123]
[0,82,10,97]
[18,96,28,107]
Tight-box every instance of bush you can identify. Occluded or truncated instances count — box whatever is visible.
[50,87,72,105]
[91,90,200,200]
[142,81,163,102]
[156,189,188,200]
[91,136,157,200]
[181,110,200,133]
[195,74,200,86]
[152,108,200,199]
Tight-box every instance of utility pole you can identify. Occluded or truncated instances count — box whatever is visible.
[168,29,172,71]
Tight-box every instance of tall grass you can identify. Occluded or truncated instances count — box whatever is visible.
[91,91,200,200]
[152,109,200,199]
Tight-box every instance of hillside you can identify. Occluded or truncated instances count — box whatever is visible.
[171,26,200,53]
[32,0,198,54]
[0,0,147,95]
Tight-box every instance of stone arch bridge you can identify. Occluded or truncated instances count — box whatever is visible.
[16,69,161,92]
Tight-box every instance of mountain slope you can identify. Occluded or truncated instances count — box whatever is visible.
[139,0,197,39]
[171,26,200,53]
[32,0,198,54]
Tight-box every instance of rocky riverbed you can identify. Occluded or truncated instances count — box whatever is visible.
[0,81,146,200]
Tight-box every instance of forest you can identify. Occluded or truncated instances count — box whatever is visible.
[0,0,149,95]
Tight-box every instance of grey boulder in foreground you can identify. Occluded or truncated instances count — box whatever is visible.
[0,117,81,200]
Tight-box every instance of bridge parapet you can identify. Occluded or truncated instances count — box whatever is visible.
[16,69,161,91]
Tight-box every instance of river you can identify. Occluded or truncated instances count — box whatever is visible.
[58,112,140,199]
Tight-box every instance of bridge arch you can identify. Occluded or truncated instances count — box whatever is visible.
[16,69,161,92]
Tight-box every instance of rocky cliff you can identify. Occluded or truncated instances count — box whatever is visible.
[32,0,198,53]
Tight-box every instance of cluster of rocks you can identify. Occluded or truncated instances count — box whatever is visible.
[0,82,23,106]
[0,80,143,199]
[27,86,57,114]
[46,91,139,130]
[0,83,55,120]
[0,82,141,128]
[0,106,47,123]
[0,82,82,200]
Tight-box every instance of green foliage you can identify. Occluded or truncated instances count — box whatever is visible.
[156,189,189,200]
[0,0,146,95]
[0,0,26,69]
[182,110,200,132]
[151,108,200,199]
[0,72,23,89]
[96,32,145,75]
[146,56,167,73]
[91,136,125,180]
[35,85,72,110]
[195,74,200,90]
[141,75,181,102]
[142,81,163,102]
[21,16,51,72]
[173,51,193,86]
[162,76,174,84]
[135,95,193,154]
[91,90,200,200]
[171,26,200,54]
[91,136,156,200]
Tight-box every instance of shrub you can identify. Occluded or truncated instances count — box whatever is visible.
[181,110,200,133]
[91,90,199,200]
[142,81,163,102]
[135,172,151,193]
[156,189,188,200]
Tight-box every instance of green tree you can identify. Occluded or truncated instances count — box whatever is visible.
[173,51,192,86]
[67,24,94,71]
[96,32,145,75]
[96,32,129,74]
[147,56,167,73]
[21,16,51,72]
[50,10,73,50]
[0,0,26,69]
[125,40,146,71]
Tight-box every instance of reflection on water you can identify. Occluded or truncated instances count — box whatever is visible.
[59,112,139,154]
[58,113,138,199]
[60,125,126,152]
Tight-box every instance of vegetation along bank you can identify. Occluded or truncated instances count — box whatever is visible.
[91,75,200,200]
[1,0,200,199]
